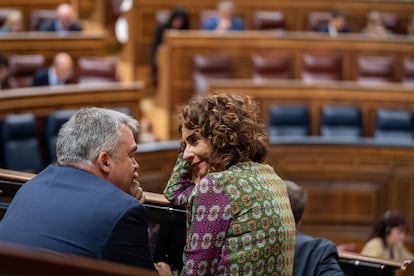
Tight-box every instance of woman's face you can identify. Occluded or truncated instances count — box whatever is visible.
[386,226,406,248]
[171,17,184,29]
[181,126,212,178]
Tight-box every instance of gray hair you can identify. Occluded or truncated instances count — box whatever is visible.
[56,107,138,165]
[217,0,234,11]
[284,180,308,225]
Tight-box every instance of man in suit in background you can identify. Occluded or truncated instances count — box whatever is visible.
[285,180,345,276]
[318,9,350,37]
[201,0,244,31]
[32,52,73,86]
[39,3,82,33]
[0,107,155,270]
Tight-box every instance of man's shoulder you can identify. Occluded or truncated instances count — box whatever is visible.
[296,232,337,252]
[38,19,56,31]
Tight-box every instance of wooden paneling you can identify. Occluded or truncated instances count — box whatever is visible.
[123,0,414,82]
[158,31,414,138]
[0,32,106,64]
[0,81,145,120]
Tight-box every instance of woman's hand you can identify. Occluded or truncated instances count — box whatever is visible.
[154,262,173,276]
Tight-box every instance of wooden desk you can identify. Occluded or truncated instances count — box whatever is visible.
[122,0,414,83]
[0,81,145,120]
[158,31,414,138]
[209,79,414,137]
[0,32,106,63]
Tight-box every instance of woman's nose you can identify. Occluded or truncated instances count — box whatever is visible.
[182,144,193,160]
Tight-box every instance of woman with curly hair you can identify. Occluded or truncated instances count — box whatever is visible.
[160,94,296,275]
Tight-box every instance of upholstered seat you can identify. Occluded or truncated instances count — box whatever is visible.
[320,105,362,137]
[45,109,77,163]
[1,113,42,172]
[307,11,331,31]
[76,57,117,84]
[7,55,45,88]
[253,11,285,30]
[374,108,414,139]
[402,58,414,84]
[192,54,231,95]
[357,56,395,85]
[251,53,291,80]
[301,52,342,82]
[268,105,309,136]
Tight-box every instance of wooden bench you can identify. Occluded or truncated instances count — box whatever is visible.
[121,0,414,83]
[339,251,414,276]
[208,79,414,137]
[0,241,158,276]
[0,32,106,65]
[157,31,414,138]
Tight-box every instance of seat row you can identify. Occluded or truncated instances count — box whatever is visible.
[192,53,414,94]
[0,108,130,173]
[4,55,117,89]
[268,105,414,140]
[156,9,408,34]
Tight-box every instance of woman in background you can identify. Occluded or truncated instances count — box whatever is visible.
[160,94,296,275]
[150,7,189,85]
[0,10,23,33]
[361,210,413,262]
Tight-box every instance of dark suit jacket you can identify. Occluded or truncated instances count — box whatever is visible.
[0,165,154,270]
[294,231,345,276]
[39,19,82,32]
[318,23,350,33]
[32,69,50,86]
[201,17,244,31]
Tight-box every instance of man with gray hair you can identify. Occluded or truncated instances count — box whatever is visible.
[201,0,244,31]
[0,107,154,270]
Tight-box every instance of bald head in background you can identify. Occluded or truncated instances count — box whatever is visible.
[38,3,82,33]
[53,52,74,83]
[32,52,74,87]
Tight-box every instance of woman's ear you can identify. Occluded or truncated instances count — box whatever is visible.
[96,151,112,173]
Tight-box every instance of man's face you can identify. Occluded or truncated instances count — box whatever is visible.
[55,62,73,82]
[106,124,140,195]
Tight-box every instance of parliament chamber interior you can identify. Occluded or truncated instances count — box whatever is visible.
[0,0,414,275]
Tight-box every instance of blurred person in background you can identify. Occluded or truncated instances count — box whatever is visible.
[201,0,244,31]
[32,52,74,86]
[39,3,82,33]
[361,210,413,262]
[0,10,23,33]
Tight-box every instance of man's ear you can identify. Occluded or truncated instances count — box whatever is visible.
[96,151,112,173]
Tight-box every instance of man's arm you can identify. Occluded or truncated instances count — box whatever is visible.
[316,239,345,276]
[103,204,155,270]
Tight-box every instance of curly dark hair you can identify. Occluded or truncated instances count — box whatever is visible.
[177,94,269,172]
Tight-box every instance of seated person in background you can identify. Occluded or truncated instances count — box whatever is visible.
[39,3,82,33]
[0,52,9,89]
[32,52,73,86]
[150,7,189,85]
[285,180,345,276]
[201,0,244,31]
[0,107,155,270]
[361,210,413,262]
[318,9,350,37]
[361,10,391,38]
[0,10,23,33]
